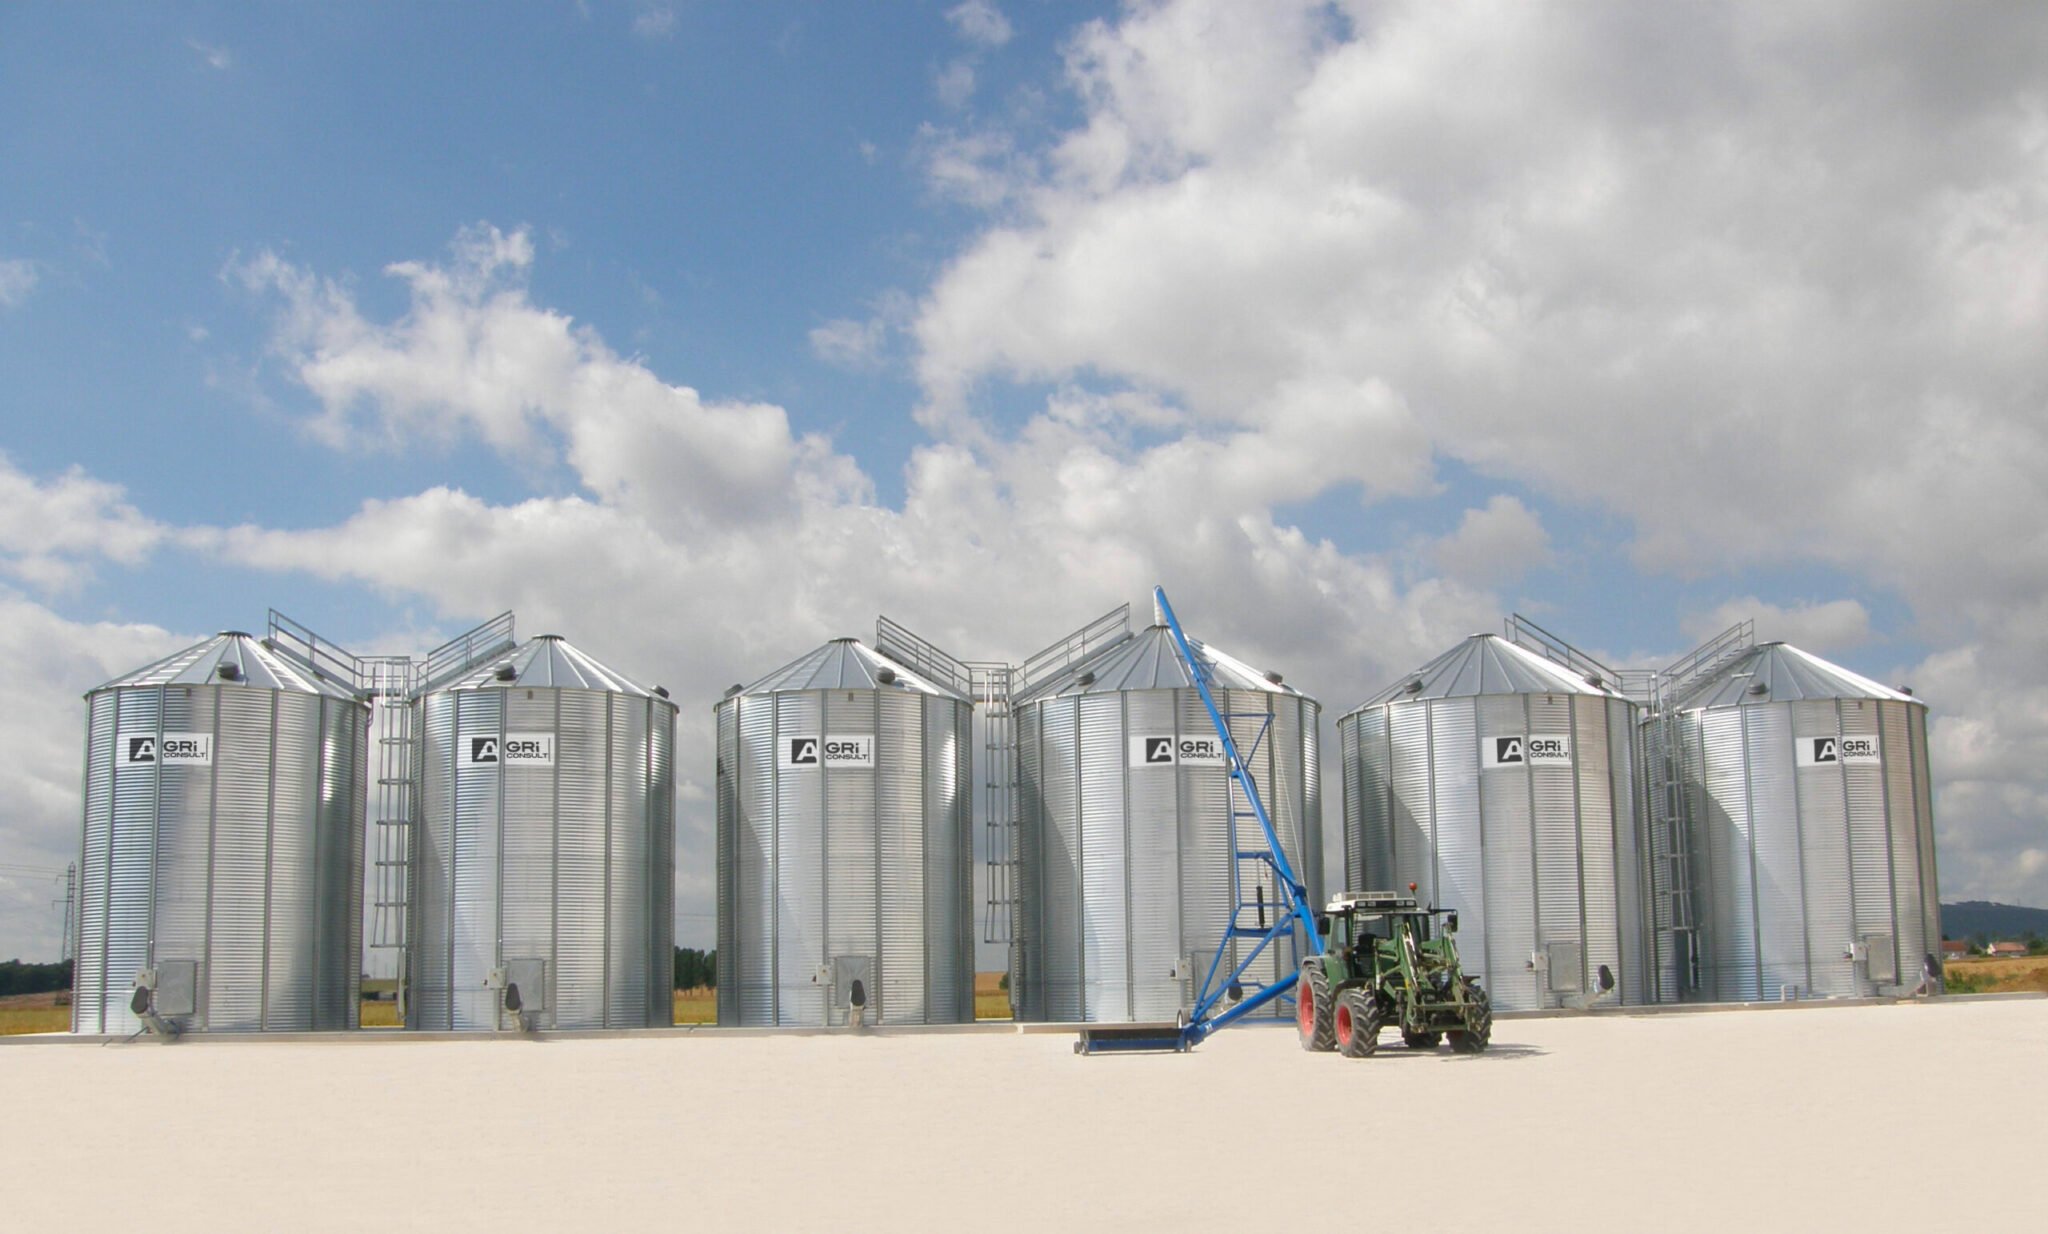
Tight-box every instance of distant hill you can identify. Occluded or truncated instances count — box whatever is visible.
[1941,901,2048,942]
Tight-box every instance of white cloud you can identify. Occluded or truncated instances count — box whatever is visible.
[231,225,858,532]
[632,5,677,40]
[916,124,1031,209]
[913,1,2048,612]
[935,59,978,110]
[0,454,168,592]
[1682,596,1873,655]
[186,38,232,71]
[809,316,887,370]
[0,258,36,309]
[1432,495,1553,585]
[947,1,1013,49]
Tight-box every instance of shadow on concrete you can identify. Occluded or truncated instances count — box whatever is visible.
[1361,1041,1548,1063]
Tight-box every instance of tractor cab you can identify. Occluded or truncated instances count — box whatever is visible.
[1320,890,1448,959]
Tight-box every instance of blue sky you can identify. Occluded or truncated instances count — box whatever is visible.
[3,2,2045,958]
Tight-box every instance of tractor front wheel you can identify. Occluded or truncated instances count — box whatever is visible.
[1298,962,1336,1053]
[1336,989,1381,1059]
[1448,980,1492,1054]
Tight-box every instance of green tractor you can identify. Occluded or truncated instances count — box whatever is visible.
[1296,890,1491,1058]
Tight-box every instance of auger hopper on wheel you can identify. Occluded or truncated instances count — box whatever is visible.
[1296,889,1492,1058]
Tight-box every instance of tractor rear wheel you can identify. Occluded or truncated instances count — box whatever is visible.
[1402,1030,1442,1050]
[1448,980,1492,1054]
[1297,962,1336,1052]
[1336,989,1380,1059]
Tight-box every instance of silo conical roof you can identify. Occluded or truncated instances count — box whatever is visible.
[93,631,360,701]
[1015,625,1301,703]
[736,638,969,702]
[438,634,672,702]
[1670,641,1916,710]
[1350,633,1622,714]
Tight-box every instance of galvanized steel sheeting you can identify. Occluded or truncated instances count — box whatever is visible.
[1671,692,1939,1001]
[74,651,368,1034]
[1012,687,1322,1024]
[411,640,676,1031]
[1340,690,1651,1012]
[713,678,974,1026]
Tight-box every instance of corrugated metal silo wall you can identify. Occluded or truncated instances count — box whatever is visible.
[413,687,674,1030]
[1012,688,1321,1024]
[713,689,973,1026]
[74,685,366,1033]
[1678,698,1940,1002]
[1341,694,1650,1012]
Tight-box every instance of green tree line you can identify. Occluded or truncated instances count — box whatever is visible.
[673,947,716,990]
[0,958,72,997]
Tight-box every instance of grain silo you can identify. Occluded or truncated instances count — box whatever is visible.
[1661,642,1938,1001]
[715,635,974,1026]
[410,634,677,1030]
[1339,634,1651,1012]
[74,631,369,1034]
[1009,612,1321,1024]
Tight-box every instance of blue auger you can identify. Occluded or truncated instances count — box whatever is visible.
[1154,586,1323,1050]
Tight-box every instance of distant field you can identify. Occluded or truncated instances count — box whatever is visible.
[0,992,69,1036]
[675,986,713,1024]
[1945,955,2048,994]
[975,971,1012,1021]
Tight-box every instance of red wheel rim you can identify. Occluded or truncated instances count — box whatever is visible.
[1335,1003,1352,1047]
[1298,983,1315,1036]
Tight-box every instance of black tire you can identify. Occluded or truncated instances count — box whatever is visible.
[1402,1030,1442,1050]
[1297,962,1336,1053]
[1336,989,1381,1058]
[1448,979,1492,1054]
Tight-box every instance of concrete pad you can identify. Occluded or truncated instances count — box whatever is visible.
[3,998,2040,1232]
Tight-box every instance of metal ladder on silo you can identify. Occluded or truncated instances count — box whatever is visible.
[363,655,421,1018]
[381,613,516,1019]
[996,606,1134,970]
[265,611,415,1016]
[969,663,1018,946]
[1647,618,1755,998]
[873,617,1021,951]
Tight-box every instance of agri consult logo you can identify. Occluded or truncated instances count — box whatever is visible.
[466,733,555,767]
[1484,734,1571,768]
[1800,734,1880,767]
[781,735,875,769]
[1128,735,1227,768]
[117,731,213,766]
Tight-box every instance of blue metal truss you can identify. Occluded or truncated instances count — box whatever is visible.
[1154,586,1323,1050]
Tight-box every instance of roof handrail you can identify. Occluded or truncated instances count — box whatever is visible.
[1017,603,1132,689]
[874,615,972,695]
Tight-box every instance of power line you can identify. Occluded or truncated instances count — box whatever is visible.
[0,864,69,880]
